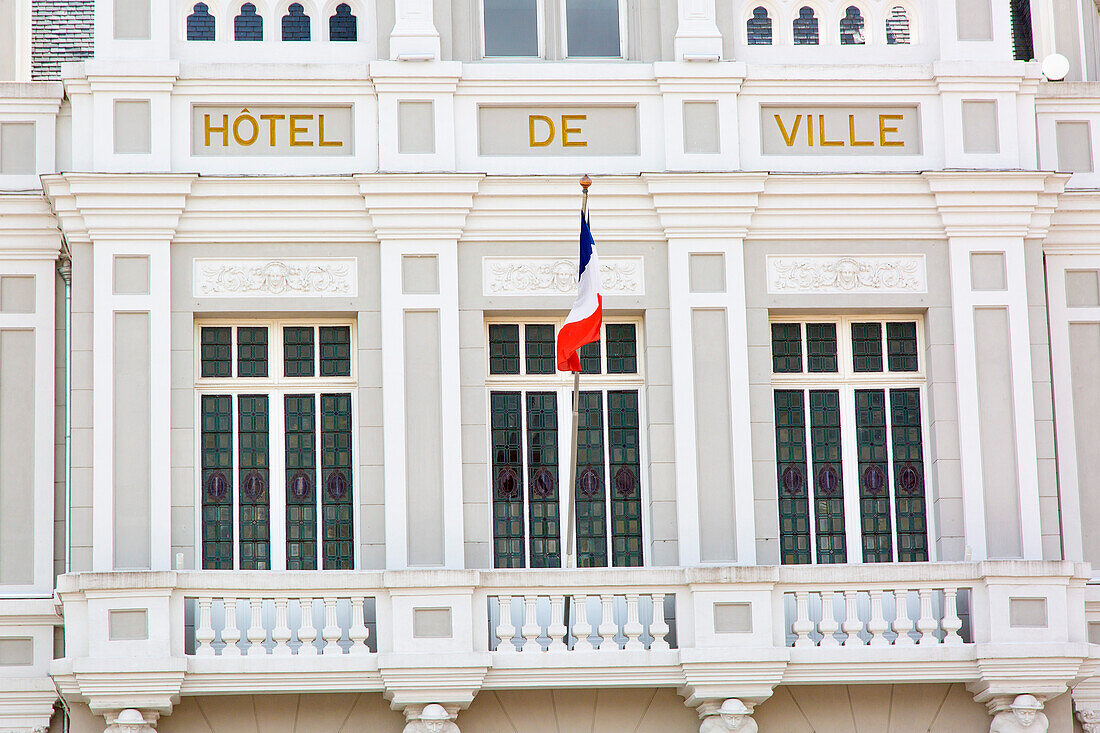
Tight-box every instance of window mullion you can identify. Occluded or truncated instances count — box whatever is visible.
[520,389,531,568]
[231,394,241,570]
[314,389,323,569]
[803,388,818,562]
[601,389,612,567]
[840,386,862,564]
[884,387,899,563]
[558,383,574,563]
[270,390,287,571]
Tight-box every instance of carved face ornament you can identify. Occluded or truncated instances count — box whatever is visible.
[1013,709,1037,727]
[721,713,746,730]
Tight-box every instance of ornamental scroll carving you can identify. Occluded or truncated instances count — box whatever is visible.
[193,258,357,298]
[483,257,644,296]
[767,255,926,294]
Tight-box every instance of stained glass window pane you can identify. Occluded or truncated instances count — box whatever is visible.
[329,3,358,41]
[200,394,234,569]
[319,326,352,377]
[854,389,892,563]
[772,323,802,373]
[606,323,638,374]
[775,390,810,565]
[608,390,643,567]
[887,322,918,372]
[491,391,525,568]
[526,392,560,568]
[284,394,317,570]
[851,322,883,373]
[321,393,354,569]
[489,324,520,375]
[201,327,232,378]
[524,324,556,375]
[810,390,846,563]
[793,6,819,44]
[238,395,270,570]
[575,391,607,567]
[806,323,838,373]
[237,327,268,378]
[579,340,601,375]
[890,388,929,562]
[284,327,315,378]
[747,6,772,44]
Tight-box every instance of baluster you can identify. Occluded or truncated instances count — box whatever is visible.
[494,596,517,652]
[272,598,292,656]
[598,595,618,651]
[246,598,267,656]
[941,588,964,646]
[892,589,915,646]
[841,590,863,646]
[221,597,241,656]
[547,595,568,652]
[571,595,594,652]
[297,597,318,656]
[818,591,839,648]
[792,591,814,648]
[195,598,215,656]
[521,596,541,653]
[321,597,342,655]
[867,591,889,646]
[623,594,644,651]
[916,588,938,644]
[649,593,670,651]
[349,597,370,655]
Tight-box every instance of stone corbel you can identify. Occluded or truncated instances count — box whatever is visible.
[1073,678,1100,733]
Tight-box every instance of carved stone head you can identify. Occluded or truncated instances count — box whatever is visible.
[420,703,451,733]
[1011,695,1043,727]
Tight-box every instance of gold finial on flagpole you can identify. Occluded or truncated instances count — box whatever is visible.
[580,174,591,189]
[580,174,591,217]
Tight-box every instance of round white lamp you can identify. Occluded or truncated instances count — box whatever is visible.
[1042,53,1070,81]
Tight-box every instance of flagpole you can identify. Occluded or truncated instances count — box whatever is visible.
[564,174,591,570]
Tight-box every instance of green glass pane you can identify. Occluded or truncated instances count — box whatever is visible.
[319,326,352,377]
[236,327,268,378]
[526,391,560,568]
[806,323,838,373]
[608,390,642,567]
[575,391,607,567]
[774,390,810,565]
[200,394,234,569]
[810,389,846,563]
[284,326,315,378]
[890,388,928,562]
[771,323,802,373]
[606,323,638,374]
[285,394,317,569]
[851,322,883,373]
[524,324,556,375]
[237,394,270,570]
[579,340,601,375]
[887,321,918,372]
[854,389,891,563]
[488,324,520,375]
[200,327,232,378]
[491,391,525,568]
[321,393,354,569]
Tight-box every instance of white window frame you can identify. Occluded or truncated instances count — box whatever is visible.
[769,314,936,565]
[559,0,628,59]
[193,318,360,571]
[484,316,649,568]
[478,0,545,59]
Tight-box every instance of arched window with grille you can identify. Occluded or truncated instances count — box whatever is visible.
[747,6,772,45]
[187,2,216,39]
[329,3,358,40]
[839,5,865,44]
[282,3,311,40]
[793,6,819,45]
[234,3,263,40]
[885,6,910,44]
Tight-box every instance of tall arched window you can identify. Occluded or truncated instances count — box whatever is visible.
[839,6,865,44]
[793,6,818,44]
[886,6,911,44]
[187,2,216,39]
[329,3,358,40]
[747,6,772,45]
[282,3,311,40]
[234,3,263,40]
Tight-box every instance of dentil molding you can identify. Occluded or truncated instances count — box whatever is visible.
[483,256,644,296]
[766,254,927,294]
[193,258,358,298]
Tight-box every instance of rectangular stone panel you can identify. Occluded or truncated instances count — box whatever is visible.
[113,255,150,295]
[191,105,354,156]
[683,101,720,154]
[114,100,151,155]
[0,638,33,666]
[1056,121,1093,173]
[1070,323,1100,569]
[689,253,725,293]
[412,607,452,637]
[108,609,149,640]
[0,330,34,585]
[761,106,921,155]
[114,0,151,38]
[477,105,639,156]
[0,275,34,313]
[405,311,445,566]
[0,122,35,174]
[955,0,993,39]
[398,101,435,154]
[961,101,999,154]
[114,312,151,569]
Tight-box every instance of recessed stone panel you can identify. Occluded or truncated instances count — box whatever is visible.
[412,607,452,638]
[398,101,435,154]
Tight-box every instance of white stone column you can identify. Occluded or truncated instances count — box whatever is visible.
[389,0,441,60]
[673,0,723,61]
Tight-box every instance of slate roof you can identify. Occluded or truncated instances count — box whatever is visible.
[32,0,94,80]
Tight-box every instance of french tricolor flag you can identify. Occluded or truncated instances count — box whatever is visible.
[556,213,603,372]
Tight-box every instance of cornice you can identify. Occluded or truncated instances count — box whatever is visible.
[923,171,1068,238]
[645,173,768,239]
[653,61,746,94]
[0,83,63,115]
[932,59,1038,93]
[356,173,483,240]
[0,194,62,259]
[42,173,197,243]
[368,60,463,94]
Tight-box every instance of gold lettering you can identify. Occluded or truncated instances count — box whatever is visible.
[807,114,814,146]
[848,114,874,146]
[317,114,342,147]
[289,114,313,146]
[819,114,844,146]
[561,114,587,147]
[233,109,259,146]
[528,115,554,147]
[879,114,905,147]
[260,114,285,146]
[204,113,229,147]
[774,114,802,147]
